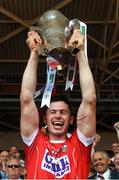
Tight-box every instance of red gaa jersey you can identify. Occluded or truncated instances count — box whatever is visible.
[23,129,92,179]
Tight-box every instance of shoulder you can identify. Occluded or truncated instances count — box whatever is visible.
[22,128,46,146]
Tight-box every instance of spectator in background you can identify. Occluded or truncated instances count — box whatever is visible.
[9,146,26,179]
[111,142,119,162]
[5,156,23,180]
[89,151,114,179]
[111,152,119,179]
[0,150,9,173]
[9,146,18,157]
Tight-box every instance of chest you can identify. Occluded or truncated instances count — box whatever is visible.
[26,134,90,179]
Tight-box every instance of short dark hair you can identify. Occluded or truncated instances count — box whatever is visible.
[50,96,71,111]
[41,96,72,116]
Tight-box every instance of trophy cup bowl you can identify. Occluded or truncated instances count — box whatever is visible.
[37,10,71,69]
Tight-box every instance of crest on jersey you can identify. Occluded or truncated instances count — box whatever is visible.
[41,149,71,178]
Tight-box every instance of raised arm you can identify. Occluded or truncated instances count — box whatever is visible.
[20,31,42,137]
[68,29,96,138]
[91,133,101,158]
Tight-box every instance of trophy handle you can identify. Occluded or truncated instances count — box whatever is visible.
[29,26,48,56]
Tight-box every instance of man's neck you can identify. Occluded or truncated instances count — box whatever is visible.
[50,139,65,143]
[49,134,67,141]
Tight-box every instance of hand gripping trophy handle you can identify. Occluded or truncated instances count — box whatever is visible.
[69,19,80,55]
[29,26,48,56]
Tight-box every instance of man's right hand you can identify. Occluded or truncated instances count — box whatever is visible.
[26,31,42,55]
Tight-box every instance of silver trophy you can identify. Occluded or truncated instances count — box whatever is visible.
[30,10,81,69]
[30,10,71,69]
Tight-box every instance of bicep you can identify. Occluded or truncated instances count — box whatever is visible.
[20,100,39,137]
[76,101,96,138]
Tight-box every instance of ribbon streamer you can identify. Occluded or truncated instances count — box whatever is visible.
[65,57,76,91]
[41,65,56,108]
[65,20,88,91]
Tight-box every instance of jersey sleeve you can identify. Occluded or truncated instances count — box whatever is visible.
[76,129,94,147]
[21,128,39,146]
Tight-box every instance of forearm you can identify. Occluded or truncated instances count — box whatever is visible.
[76,50,96,137]
[20,32,41,137]
[76,51,96,101]
[91,146,95,159]
[21,50,39,99]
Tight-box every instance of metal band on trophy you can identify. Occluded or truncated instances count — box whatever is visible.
[31,10,87,107]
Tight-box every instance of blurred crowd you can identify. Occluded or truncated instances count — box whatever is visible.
[0,146,26,179]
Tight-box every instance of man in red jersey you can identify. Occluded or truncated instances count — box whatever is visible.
[20,28,96,179]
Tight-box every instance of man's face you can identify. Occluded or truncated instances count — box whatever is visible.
[0,151,9,163]
[45,101,72,140]
[10,146,18,155]
[112,143,119,154]
[114,153,119,171]
[92,152,109,174]
[7,159,21,179]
